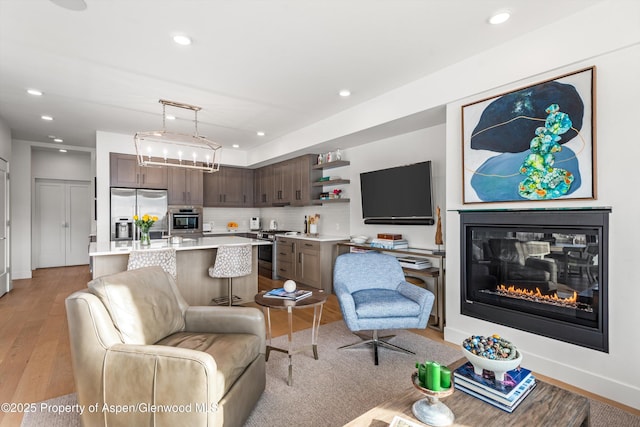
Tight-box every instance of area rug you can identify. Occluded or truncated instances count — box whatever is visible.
[20,321,640,427]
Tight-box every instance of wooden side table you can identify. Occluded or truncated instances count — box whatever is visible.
[254,290,328,386]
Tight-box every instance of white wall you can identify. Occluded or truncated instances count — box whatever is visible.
[31,148,91,180]
[442,20,640,410]
[10,142,31,279]
[0,117,11,292]
[346,126,446,249]
[0,116,11,161]
[10,141,94,279]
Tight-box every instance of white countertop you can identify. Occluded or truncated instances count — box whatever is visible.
[202,229,258,235]
[276,233,350,242]
[89,236,271,257]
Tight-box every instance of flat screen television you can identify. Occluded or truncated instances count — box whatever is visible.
[360,161,434,225]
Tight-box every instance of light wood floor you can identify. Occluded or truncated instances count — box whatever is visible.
[0,265,637,427]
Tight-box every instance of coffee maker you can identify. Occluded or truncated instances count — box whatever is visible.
[250,217,261,230]
[113,217,133,240]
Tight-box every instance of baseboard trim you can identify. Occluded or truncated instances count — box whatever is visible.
[11,270,33,280]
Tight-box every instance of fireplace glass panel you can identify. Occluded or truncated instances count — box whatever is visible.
[460,209,608,352]
[469,229,599,328]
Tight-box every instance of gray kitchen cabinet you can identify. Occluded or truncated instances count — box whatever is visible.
[272,160,294,206]
[203,166,254,207]
[275,236,296,279]
[241,168,254,206]
[222,167,253,206]
[292,154,322,206]
[255,154,320,207]
[110,153,167,189]
[253,165,274,207]
[275,236,346,292]
[297,240,322,288]
[168,165,203,206]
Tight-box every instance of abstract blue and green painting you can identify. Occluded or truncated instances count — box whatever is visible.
[468,81,584,202]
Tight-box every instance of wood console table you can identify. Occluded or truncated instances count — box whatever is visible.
[345,358,590,427]
[336,243,446,331]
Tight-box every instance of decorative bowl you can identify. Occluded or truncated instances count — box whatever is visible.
[350,235,368,244]
[461,346,522,382]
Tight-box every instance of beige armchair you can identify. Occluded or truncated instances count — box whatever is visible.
[65,266,265,427]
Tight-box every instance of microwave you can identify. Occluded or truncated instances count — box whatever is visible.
[169,207,202,234]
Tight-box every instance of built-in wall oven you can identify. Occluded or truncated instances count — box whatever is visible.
[257,230,290,280]
[169,206,203,235]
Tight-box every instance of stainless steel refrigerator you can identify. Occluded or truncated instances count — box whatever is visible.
[110,188,168,241]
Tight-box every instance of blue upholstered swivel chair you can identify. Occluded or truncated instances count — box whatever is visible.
[333,252,435,365]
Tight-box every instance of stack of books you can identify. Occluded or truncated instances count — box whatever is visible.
[263,288,312,301]
[453,361,536,413]
[397,256,432,270]
[370,234,409,249]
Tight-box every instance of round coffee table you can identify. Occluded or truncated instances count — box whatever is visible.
[254,290,328,386]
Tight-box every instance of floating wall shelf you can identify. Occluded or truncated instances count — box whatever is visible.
[312,160,350,170]
[312,179,350,187]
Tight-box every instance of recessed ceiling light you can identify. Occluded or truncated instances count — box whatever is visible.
[489,11,511,25]
[53,138,63,143]
[232,144,240,148]
[41,115,53,121]
[59,149,68,153]
[165,114,176,120]
[339,89,351,97]
[256,131,265,136]
[27,89,43,96]
[173,35,192,46]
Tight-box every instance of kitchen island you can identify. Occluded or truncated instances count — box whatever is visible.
[89,236,271,306]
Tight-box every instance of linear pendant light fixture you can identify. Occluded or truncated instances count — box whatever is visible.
[134,99,222,173]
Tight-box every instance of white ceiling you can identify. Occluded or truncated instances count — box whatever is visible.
[0,0,602,155]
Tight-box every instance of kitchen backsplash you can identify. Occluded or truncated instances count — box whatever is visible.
[202,204,349,235]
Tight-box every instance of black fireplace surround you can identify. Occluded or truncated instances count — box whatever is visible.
[460,209,609,352]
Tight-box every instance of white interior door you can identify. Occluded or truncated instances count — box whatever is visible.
[35,179,90,268]
[0,159,9,296]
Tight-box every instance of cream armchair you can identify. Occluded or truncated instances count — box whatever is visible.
[65,266,265,427]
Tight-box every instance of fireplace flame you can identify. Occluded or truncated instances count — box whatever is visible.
[497,284,578,305]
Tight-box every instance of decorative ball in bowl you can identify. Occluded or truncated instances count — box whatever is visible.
[461,335,522,382]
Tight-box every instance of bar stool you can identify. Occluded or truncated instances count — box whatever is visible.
[127,248,177,280]
[209,244,252,306]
